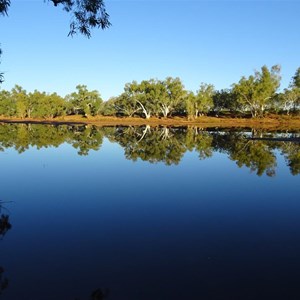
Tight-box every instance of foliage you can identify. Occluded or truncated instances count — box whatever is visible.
[0,0,10,16]
[213,89,239,114]
[0,65,300,118]
[186,83,214,118]
[232,65,281,117]
[292,67,300,89]
[66,84,103,117]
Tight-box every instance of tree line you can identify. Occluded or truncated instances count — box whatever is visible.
[0,123,299,176]
[0,65,300,120]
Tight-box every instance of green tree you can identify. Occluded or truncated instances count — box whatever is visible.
[100,97,118,116]
[280,88,300,115]
[187,83,214,118]
[213,89,239,115]
[292,67,300,89]
[67,84,103,117]
[11,85,29,118]
[29,90,66,118]
[114,93,141,117]
[158,77,186,118]
[232,65,281,117]
[120,81,153,119]
[0,89,16,116]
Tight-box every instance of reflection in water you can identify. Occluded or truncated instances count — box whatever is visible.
[0,267,8,297]
[0,123,299,176]
[0,201,12,297]
[75,288,109,300]
[0,214,11,240]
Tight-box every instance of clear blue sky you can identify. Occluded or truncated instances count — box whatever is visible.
[0,0,300,100]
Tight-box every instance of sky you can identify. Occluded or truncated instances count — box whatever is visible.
[0,0,300,100]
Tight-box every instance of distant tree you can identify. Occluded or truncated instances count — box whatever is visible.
[292,67,300,89]
[114,93,141,117]
[158,77,186,118]
[232,65,281,117]
[279,88,300,115]
[100,97,118,116]
[187,83,214,118]
[120,81,153,119]
[11,85,29,118]
[0,89,16,116]
[66,85,103,117]
[213,89,239,115]
[28,90,66,118]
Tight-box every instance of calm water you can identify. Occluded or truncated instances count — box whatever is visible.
[0,124,300,300]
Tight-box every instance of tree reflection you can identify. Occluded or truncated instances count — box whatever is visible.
[229,139,277,176]
[0,123,299,176]
[109,126,187,165]
[0,267,8,297]
[0,214,11,239]
[0,124,103,156]
[74,288,109,300]
[0,201,12,297]
[280,142,300,175]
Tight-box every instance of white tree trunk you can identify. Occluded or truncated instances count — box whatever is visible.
[136,100,151,119]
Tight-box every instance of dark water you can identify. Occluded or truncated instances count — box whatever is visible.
[0,124,300,300]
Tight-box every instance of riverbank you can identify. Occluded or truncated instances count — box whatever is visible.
[1,115,300,130]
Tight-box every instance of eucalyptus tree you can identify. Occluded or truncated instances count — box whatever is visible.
[280,88,300,115]
[292,67,300,89]
[186,83,215,118]
[288,67,300,113]
[66,84,103,117]
[100,97,118,116]
[120,81,153,119]
[232,65,281,117]
[158,77,186,118]
[114,93,141,117]
[29,91,66,118]
[0,89,15,116]
[275,67,300,114]
[11,85,30,118]
[213,89,239,115]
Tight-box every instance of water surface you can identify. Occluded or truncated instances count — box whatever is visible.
[0,124,300,299]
